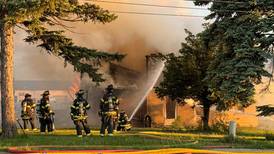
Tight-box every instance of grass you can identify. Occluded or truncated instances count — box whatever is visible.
[0,128,273,151]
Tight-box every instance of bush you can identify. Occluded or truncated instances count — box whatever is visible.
[223,135,238,143]
[210,119,229,133]
[210,113,229,133]
[265,133,274,141]
[171,116,184,129]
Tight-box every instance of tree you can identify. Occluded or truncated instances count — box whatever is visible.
[0,0,124,137]
[193,0,274,109]
[155,0,274,129]
[153,29,215,130]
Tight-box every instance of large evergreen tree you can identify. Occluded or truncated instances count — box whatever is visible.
[193,0,273,110]
[0,0,124,137]
[156,0,274,129]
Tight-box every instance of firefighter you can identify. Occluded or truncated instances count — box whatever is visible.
[104,85,119,131]
[117,111,132,131]
[99,91,119,137]
[37,90,54,134]
[70,90,91,137]
[21,93,37,131]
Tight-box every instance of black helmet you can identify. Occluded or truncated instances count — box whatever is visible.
[120,111,126,115]
[76,89,85,96]
[25,93,31,98]
[42,90,50,96]
[106,84,114,91]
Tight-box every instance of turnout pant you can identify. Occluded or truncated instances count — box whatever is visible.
[39,117,53,132]
[100,115,114,134]
[73,119,90,135]
[23,117,35,130]
[113,117,118,131]
[117,123,126,131]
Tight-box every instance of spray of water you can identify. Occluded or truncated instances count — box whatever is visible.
[129,62,165,121]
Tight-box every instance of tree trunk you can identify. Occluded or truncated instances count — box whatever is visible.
[0,22,17,137]
[202,100,211,131]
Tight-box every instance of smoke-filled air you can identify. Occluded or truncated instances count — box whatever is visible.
[13,0,206,127]
[12,0,274,129]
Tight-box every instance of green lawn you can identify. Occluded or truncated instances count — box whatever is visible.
[0,128,273,151]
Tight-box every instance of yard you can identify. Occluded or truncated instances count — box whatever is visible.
[1,128,274,153]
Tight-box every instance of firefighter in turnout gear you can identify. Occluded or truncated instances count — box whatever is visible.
[117,111,132,131]
[70,90,91,137]
[104,85,119,131]
[99,88,119,136]
[21,93,37,131]
[37,90,54,133]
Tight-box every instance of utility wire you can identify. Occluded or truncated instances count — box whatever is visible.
[183,0,247,4]
[110,10,206,17]
[84,0,255,17]
[87,0,208,11]
[86,0,253,13]
[109,9,252,17]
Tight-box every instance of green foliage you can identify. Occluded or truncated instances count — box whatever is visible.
[154,0,274,127]
[210,115,229,133]
[257,105,274,116]
[170,116,184,129]
[152,29,216,129]
[265,132,274,141]
[223,135,237,143]
[4,129,274,150]
[0,0,123,82]
[194,0,274,110]
[154,30,214,103]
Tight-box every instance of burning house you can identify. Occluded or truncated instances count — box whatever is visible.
[10,61,269,129]
[106,57,263,129]
[99,60,185,127]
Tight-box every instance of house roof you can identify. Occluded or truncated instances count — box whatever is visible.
[109,63,141,79]
[14,80,72,90]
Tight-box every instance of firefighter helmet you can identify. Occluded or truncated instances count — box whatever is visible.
[42,90,50,96]
[25,93,31,98]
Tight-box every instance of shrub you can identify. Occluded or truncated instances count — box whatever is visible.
[171,116,184,129]
[210,113,229,133]
[265,133,274,141]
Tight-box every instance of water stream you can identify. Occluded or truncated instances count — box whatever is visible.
[129,62,165,121]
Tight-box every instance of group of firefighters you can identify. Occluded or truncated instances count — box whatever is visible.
[20,84,132,137]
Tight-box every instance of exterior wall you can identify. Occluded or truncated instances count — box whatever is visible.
[145,91,259,129]
[15,90,71,103]
[176,104,200,127]
[209,105,259,128]
[14,90,74,128]
[146,91,199,127]
[147,92,166,126]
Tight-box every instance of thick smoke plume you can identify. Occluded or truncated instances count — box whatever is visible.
[14,0,205,80]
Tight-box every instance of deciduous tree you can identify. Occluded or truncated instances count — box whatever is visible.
[153,29,215,130]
